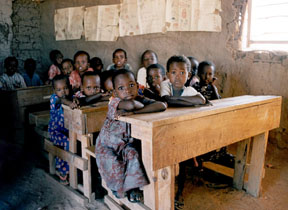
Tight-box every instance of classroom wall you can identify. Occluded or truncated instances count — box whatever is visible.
[10,0,288,148]
[0,0,13,74]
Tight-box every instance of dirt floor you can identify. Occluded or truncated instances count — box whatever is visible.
[0,137,287,210]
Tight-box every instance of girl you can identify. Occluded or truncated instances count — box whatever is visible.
[47,50,63,84]
[137,50,158,87]
[61,58,74,76]
[48,75,77,185]
[95,69,166,203]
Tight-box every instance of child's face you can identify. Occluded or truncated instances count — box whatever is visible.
[6,60,18,76]
[75,54,89,74]
[82,75,101,96]
[62,61,73,76]
[167,62,188,90]
[114,73,138,100]
[104,77,114,95]
[56,53,63,65]
[200,66,214,84]
[143,52,157,68]
[54,79,69,99]
[147,68,164,90]
[113,51,126,69]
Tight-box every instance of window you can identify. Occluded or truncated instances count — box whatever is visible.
[242,0,288,51]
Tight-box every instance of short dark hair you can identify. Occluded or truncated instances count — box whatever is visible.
[90,57,103,71]
[166,55,190,72]
[198,61,215,76]
[101,70,117,89]
[49,50,62,63]
[52,74,69,89]
[74,51,90,62]
[112,69,135,89]
[146,64,165,77]
[113,48,127,59]
[81,71,101,84]
[62,58,74,66]
[24,58,36,71]
[141,50,158,63]
[4,56,18,69]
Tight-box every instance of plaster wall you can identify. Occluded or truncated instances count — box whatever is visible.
[36,0,288,148]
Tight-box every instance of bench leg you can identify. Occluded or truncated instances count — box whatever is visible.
[69,131,78,188]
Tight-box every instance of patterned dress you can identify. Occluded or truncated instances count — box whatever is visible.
[95,97,149,197]
[48,94,69,176]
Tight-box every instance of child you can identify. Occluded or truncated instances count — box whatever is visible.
[61,58,74,76]
[106,49,132,71]
[47,50,63,83]
[137,50,158,87]
[192,61,221,100]
[161,55,206,106]
[101,70,116,96]
[22,58,43,87]
[90,57,104,73]
[69,51,93,92]
[48,75,78,185]
[0,56,26,90]
[143,63,166,101]
[185,56,199,87]
[95,69,166,203]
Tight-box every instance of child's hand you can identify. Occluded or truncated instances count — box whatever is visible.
[73,98,80,106]
[69,101,78,109]
[133,100,144,110]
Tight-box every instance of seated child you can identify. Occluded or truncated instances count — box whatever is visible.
[47,50,63,84]
[69,51,93,92]
[192,61,220,100]
[95,69,166,203]
[48,75,78,185]
[160,55,206,106]
[22,58,43,87]
[143,63,166,101]
[61,58,74,76]
[101,69,117,96]
[106,49,132,71]
[137,50,158,87]
[90,57,104,72]
[186,56,199,87]
[0,56,27,90]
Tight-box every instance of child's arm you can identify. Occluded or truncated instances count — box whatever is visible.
[133,101,167,114]
[59,98,78,109]
[118,100,145,111]
[163,94,206,107]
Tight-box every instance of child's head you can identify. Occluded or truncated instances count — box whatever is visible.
[81,71,101,96]
[146,64,165,90]
[101,70,116,94]
[52,74,70,99]
[49,50,63,66]
[112,49,127,69]
[187,56,199,78]
[74,51,90,75]
[166,55,190,90]
[141,50,158,69]
[90,57,103,72]
[198,61,215,85]
[61,59,74,76]
[4,56,18,76]
[112,69,138,100]
[24,58,36,77]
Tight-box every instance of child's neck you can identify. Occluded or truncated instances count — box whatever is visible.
[172,86,184,97]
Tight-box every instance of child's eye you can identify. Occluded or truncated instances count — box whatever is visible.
[171,71,176,74]
[129,83,135,87]
[181,72,185,75]
[118,86,123,90]
[155,76,159,79]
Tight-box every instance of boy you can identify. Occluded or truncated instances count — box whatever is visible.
[0,56,26,90]
[160,55,205,106]
[22,58,43,87]
[106,49,132,71]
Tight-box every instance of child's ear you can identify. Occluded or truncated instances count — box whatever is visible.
[113,90,117,97]
[188,72,192,79]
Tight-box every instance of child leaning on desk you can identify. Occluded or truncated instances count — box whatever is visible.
[95,69,166,203]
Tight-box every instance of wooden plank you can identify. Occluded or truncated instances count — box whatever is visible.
[35,127,50,139]
[85,146,96,158]
[148,99,280,170]
[81,134,92,199]
[29,110,50,127]
[246,132,269,197]
[104,195,124,210]
[44,140,88,171]
[233,138,250,189]
[69,131,78,188]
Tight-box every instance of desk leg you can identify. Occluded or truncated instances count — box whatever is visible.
[81,134,92,200]
[69,131,78,188]
[233,138,250,190]
[142,140,175,210]
[246,132,268,197]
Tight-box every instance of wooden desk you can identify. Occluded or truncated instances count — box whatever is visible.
[119,95,282,210]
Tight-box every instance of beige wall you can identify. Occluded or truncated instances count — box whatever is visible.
[39,0,288,148]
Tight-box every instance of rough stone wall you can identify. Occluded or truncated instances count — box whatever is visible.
[11,0,42,76]
[0,0,13,75]
[37,0,288,148]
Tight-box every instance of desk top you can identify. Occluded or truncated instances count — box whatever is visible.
[119,95,282,128]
